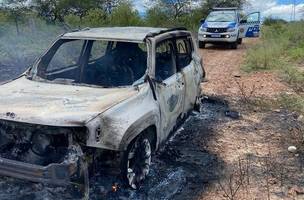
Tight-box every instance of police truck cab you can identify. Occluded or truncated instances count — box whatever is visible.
[198,8,260,49]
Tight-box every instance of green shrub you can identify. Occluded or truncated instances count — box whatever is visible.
[244,22,304,72]
[82,8,108,27]
[145,6,169,27]
[277,94,304,114]
[288,47,304,61]
[109,3,143,26]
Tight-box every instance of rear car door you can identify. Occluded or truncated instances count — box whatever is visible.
[175,36,201,114]
[239,12,261,38]
[154,38,185,140]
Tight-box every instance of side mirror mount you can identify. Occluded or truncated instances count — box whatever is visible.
[200,19,205,24]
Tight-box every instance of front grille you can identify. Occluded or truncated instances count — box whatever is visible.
[207,28,227,33]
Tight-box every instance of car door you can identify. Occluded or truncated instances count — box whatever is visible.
[239,12,261,38]
[154,38,185,141]
[175,36,202,114]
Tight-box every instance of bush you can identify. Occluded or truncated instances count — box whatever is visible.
[145,6,169,27]
[244,22,304,72]
[82,8,108,27]
[263,17,287,26]
[109,3,143,26]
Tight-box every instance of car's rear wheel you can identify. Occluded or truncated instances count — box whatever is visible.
[122,134,152,189]
[198,41,205,49]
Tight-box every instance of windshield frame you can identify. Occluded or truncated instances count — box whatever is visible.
[28,38,149,88]
[206,11,237,22]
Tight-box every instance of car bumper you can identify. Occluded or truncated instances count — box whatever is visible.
[0,145,81,186]
[198,32,238,43]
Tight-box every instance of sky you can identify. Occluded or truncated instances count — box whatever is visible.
[246,0,304,20]
[134,0,304,21]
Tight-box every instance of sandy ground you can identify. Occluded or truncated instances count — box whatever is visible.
[198,40,304,200]
[201,39,293,101]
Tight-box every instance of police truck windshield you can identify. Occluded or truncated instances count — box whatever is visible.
[206,11,236,22]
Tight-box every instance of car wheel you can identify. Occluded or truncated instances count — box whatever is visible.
[122,135,152,189]
[237,38,243,44]
[230,42,238,49]
[198,41,205,49]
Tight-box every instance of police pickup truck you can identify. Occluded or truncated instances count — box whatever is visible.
[198,7,260,49]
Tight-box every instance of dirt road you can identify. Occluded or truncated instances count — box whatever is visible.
[199,41,304,200]
[201,40,292,100]
[0,40,303,200]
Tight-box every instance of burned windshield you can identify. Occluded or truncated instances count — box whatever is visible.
[34,39,148,87]
[206,11,236,22]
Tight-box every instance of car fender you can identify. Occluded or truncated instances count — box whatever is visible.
[85,84,160,151]
[119,111,159,151]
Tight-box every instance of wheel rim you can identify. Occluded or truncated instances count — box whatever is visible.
[127,138,152,189]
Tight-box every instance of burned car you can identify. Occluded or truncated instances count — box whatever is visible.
[0,27,204,196]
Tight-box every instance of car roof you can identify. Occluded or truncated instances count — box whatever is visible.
[62,27,175,43]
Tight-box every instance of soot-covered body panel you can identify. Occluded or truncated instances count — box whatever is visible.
[0,27,204,197]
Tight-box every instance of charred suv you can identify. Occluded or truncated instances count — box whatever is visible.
[0,27,204,195]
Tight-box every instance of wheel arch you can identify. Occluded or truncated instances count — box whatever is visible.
[119,114,159,151]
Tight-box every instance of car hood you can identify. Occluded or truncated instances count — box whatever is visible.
[0,76,138,127]
[203,22,236,28]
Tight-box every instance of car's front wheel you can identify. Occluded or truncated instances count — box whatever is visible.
[122,134,152,189]
[198,41,206,49]
[230,42,238,49]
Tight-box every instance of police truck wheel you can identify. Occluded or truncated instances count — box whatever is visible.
[230,42,238,49]
[198,41,205,49]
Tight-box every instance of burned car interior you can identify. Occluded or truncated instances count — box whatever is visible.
[35,39,148,87]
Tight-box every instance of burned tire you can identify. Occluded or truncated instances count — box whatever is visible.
[198,41,205,49]
[121,134,152,189]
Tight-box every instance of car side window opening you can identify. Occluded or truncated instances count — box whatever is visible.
[175,37,193,69]
[155,39,177,81]
[35,39,148,87]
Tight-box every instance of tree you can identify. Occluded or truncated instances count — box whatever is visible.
[34,0,121,24]
[149,0,196,20]
[109,2,143,26]
[145,5,169,27]
[34,0,67,23]
[0,0,28,35]
[201,0,247,15]
[102,0,120,14]
[61,0,95,22]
